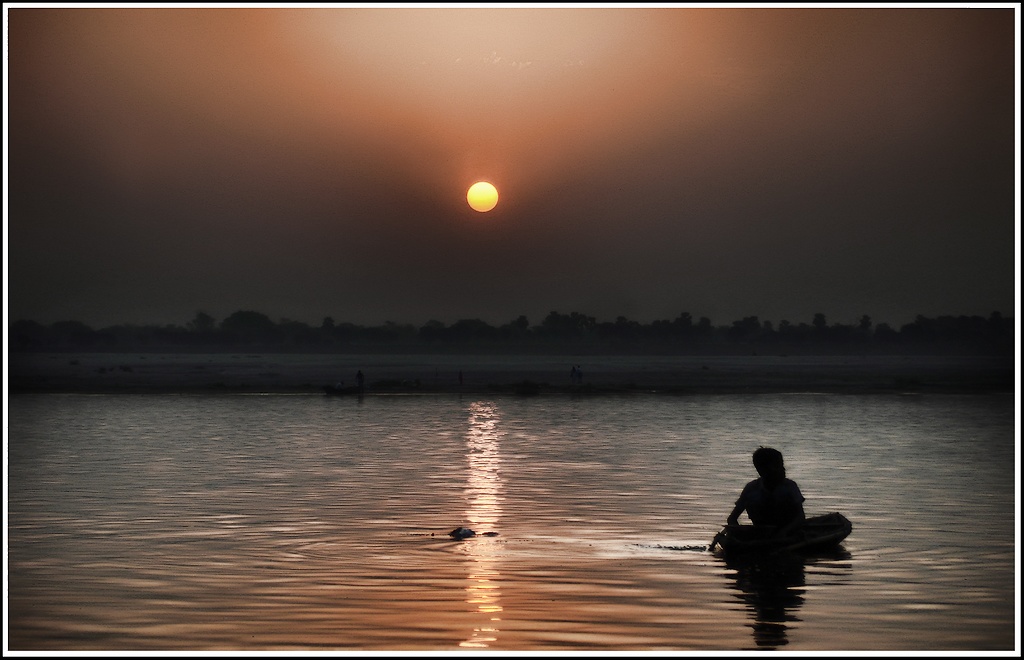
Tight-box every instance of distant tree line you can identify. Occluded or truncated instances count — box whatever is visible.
[7,310,1014,356]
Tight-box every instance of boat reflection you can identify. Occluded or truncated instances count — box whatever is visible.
[459,401,505,649]
[723,548,852,650]
[725,552,806,649]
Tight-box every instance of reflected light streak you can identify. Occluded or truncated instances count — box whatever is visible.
[459,401,505,649]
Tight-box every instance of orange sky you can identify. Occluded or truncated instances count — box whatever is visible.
[6,5,1019,328]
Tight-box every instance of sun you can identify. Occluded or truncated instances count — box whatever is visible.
[467,181,499,212]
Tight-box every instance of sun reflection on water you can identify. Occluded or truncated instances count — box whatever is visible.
[459,401,505,649]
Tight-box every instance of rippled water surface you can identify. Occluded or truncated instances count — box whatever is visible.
[6,391,1017,651]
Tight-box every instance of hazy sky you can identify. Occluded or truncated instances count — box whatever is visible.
[5,4,1019,329]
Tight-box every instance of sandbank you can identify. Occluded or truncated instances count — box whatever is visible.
[7,352,1014,396]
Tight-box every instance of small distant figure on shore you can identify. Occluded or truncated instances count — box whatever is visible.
[458,370,464,386]
[570,364,583,385]
[356,370,365,392]
[726,446,805,538]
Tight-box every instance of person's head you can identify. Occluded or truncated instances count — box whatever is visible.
[752,446,786,484]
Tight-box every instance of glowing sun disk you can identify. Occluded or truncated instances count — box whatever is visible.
[467,181,499,212]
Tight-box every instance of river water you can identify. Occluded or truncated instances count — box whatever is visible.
[5,390,1018,651]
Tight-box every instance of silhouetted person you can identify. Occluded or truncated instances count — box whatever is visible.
[458,370,464,386]
[727,447,805,538]
[356,370,365,392]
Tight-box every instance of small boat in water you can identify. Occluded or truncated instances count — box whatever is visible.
[709,512,852,555]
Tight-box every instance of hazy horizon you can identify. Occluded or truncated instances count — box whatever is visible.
[6,5,1019,332]
[5,305,1014,333]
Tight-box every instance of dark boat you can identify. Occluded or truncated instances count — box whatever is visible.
[323,384,363,396]
[709,512,852,555]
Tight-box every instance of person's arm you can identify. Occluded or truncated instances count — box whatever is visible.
[726,501,744,526]
[728,483,752,525]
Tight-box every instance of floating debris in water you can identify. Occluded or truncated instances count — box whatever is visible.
[634,543,712,552]
[448,527,499,540]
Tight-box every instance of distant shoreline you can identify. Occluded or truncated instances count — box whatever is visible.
[7,352,1015,396]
